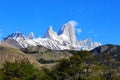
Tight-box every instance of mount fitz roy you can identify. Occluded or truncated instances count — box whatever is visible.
[3,21,101,50]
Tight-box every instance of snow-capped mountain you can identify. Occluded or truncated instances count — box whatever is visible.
[44,21,77,45]
[76,38,101,50]
[3,21,101,50]
[4,32,28,40]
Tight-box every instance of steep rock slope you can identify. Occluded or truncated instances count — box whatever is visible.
[58,21,77,45]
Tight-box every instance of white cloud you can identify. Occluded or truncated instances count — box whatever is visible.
[67,21,82,35]
[68,20,78,28]
[76,28,82,34]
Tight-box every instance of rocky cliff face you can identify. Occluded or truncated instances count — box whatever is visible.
[44,21,77,45]
[58,21,77,45]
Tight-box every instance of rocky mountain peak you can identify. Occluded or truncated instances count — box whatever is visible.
[44,26,58,40]
[2,21,101,50]
[28,32,35,39]
[48,26,53,31]
[4,32,27,40]
[58,21,77,45]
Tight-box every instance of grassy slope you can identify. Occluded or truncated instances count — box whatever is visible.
[21,45,72,61]
[0,46,41,68]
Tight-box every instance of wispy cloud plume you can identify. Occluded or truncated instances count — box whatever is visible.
[68,20,78,28]
[68,20,82,35]
[76,28,82,34]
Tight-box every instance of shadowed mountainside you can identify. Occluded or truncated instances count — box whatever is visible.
[0,46,41,67]
[90,44,120,60]
[21,45,73,61]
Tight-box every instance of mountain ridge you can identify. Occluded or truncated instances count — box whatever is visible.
[90,44,120,56]
[2,21,101,50]
[0,45,41,67]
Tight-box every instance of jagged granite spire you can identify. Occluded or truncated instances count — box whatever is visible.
[28,32,35,39]
[44,26,58,40]
[58,21,77,45]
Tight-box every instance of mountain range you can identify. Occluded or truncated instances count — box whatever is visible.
[0,21,120,79]
[0,40,120,79]
[1,21,101,50]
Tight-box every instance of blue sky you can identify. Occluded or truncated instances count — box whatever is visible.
[0,0,120,45]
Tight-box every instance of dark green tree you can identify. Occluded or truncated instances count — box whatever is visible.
[1,61,50,80]
[52,53,82,80]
